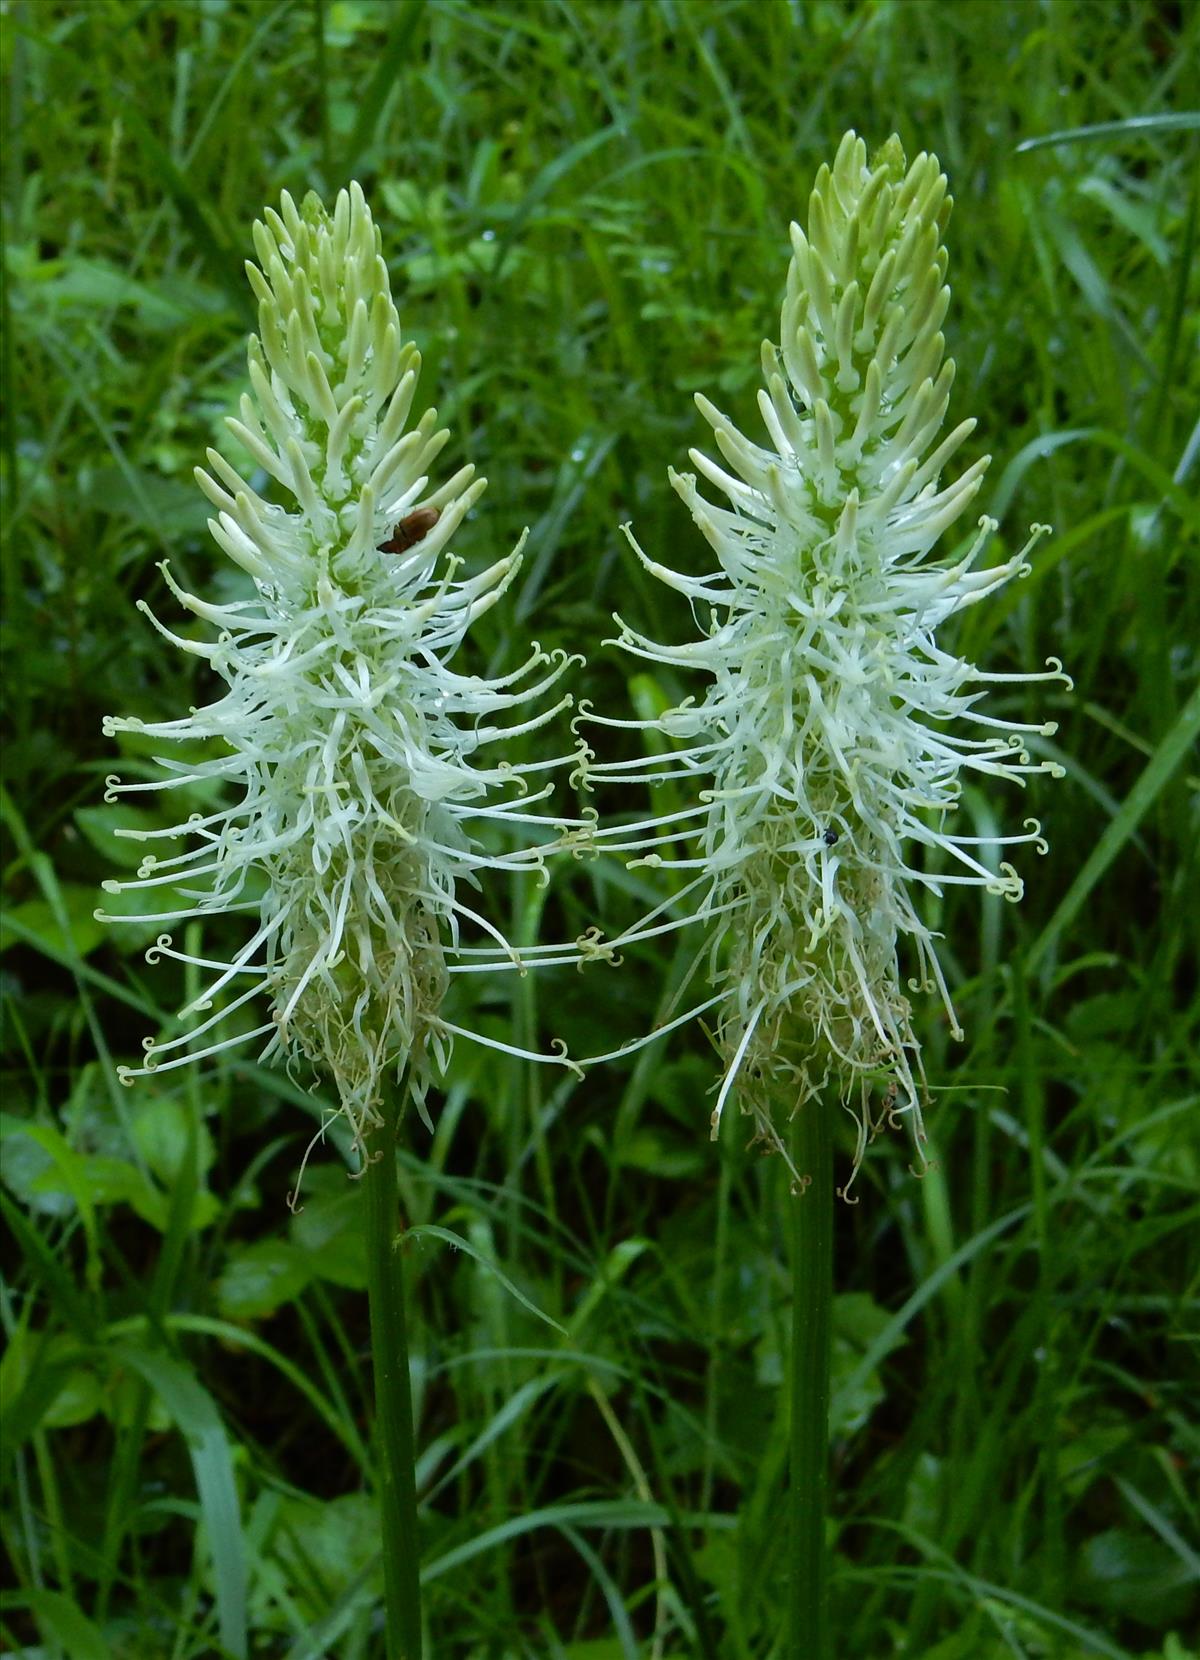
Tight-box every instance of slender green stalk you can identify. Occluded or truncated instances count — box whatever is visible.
[788,1103,833,1660]
[364,1110,422,1660]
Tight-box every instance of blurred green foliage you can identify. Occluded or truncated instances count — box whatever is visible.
[2,0,1197,1656]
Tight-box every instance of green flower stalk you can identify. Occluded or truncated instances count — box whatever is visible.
[585,132,1068,1185]
[99,183,587,1153]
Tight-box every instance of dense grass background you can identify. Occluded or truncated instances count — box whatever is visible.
[2,1,1198,1656]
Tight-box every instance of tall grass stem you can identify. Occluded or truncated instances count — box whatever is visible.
[364,1107,422,1660]
[788,1102,833,1660]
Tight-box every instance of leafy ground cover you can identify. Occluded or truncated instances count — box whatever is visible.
[2,1,1197,1656]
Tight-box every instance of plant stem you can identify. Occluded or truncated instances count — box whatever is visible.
[364,1114,422,1660]
[788,1102,833,1660]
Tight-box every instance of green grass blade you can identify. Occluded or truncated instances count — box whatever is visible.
[408,1222,568,1334]
[0,1589,112,1660]
[1016,113,1200,151]
[1028,682,1200,973]
[421,1499,673,1584]
[110,1345,248,1660]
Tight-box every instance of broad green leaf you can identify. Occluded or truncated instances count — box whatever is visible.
[217,1239,313,1321]
[73,803,187,876]
[1076,1529,1198,1629]
[1,887,106,960]
[128,1095,216,1185]
[291,1184,368,1290]
[831,1292,908,1437]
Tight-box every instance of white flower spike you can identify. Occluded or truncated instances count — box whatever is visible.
[584,133,1069,1188]
[100,183,588,1152]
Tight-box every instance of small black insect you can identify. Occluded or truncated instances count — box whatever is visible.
[379,506,441,555]
[823,827,839,847]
